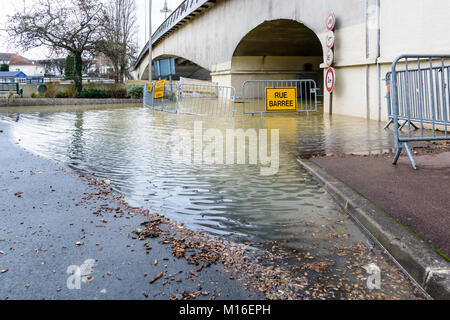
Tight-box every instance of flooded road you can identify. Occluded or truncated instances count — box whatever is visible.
[0,104,426,299]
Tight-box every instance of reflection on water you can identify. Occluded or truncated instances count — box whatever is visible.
[1,105,427,298]
[0,105,394,242]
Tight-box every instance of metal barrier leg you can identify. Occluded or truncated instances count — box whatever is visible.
[393,143,417,170]
[384,119,394,130]
[399,120,408,131]
[403,142,417,170]
[393,146,403,165]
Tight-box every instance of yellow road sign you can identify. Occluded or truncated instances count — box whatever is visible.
[154,80,166,99]
[265,87,297,112]
[147,83,153,93]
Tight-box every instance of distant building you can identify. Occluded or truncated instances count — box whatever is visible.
[35,58,66,77]
[0,53,45,77]
[0,71,27,83]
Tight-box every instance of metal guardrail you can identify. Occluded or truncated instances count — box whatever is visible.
[241,79,318,115]
[143,82,236,117]
[388,55,450,169]
[0,83,22,95]
[133,0,214,70]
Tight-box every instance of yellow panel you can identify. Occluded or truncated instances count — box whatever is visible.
[265,87,297,112]
[154,80,166,99]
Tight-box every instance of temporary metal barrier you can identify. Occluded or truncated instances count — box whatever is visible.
[144,82,236,117]
[143,82,178,114]
[388,55,450,169]
[177,83,236,117]
[241,79,318,115]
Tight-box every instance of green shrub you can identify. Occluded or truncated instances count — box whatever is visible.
[31,92,39,99]
[78,88,110,99]
[126,83,145,99]
[43,83,58,98]
[56,91,69,98]
[108,85,129,99]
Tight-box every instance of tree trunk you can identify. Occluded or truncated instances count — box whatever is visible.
[74,52,83,93]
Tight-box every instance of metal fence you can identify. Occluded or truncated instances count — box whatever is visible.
[387,54,450,169]
[143,82,236,116]
[241,79,318,115]
[177,83,236,116]
[143,82,178,113]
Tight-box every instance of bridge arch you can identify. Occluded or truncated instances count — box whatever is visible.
[229,19,324,97]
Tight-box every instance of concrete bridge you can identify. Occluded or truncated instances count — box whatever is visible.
[132,0,450,120]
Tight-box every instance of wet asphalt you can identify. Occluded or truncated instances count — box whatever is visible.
[0,121,261,300]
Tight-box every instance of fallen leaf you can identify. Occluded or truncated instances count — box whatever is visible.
[150,272,163,284]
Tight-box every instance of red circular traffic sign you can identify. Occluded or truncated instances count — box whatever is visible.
[325,49,334,67]
[326,13,336,31]
[326,31,335,49]
[325,67,336,93]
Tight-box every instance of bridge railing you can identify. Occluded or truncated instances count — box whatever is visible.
[241,79,318,115]
[388,55,450,169]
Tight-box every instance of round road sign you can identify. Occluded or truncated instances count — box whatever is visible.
[325,67,336,93]
[326,31,335,49]
[326,13,336,31]
[325,49,334,67]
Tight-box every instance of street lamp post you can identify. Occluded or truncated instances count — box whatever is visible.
[161,0,172,20]
[148,0,152,82]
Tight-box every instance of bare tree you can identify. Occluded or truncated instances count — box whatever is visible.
[7,0,104,92]
[98,0,138,83]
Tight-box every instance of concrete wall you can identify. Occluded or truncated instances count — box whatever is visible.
[19,83,125,98]
[134,0,450,121]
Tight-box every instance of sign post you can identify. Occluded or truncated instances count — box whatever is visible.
[325,13,336,114]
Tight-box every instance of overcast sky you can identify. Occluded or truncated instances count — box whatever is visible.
[0,0,183,59]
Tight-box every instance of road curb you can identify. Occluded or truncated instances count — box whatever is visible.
[298,158,450,300]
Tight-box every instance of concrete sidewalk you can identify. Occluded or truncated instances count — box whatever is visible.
[313,153,450,258]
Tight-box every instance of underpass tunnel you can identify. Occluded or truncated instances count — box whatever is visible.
[140,55,212,82]
[231,19,324,103]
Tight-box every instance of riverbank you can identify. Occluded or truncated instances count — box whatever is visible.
[0,98,142,107]
[299,140,450,299]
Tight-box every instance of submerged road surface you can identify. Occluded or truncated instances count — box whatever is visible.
[0,105,428,299]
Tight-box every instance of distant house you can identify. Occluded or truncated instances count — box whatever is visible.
[10,54,45,77]
[0,53,12,65]
[0,53,45,78]
[0,71,28,83]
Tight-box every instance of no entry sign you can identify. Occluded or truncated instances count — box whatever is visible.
[326,13,336,31]
[265,87,297,111]
[325,67,336,93]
